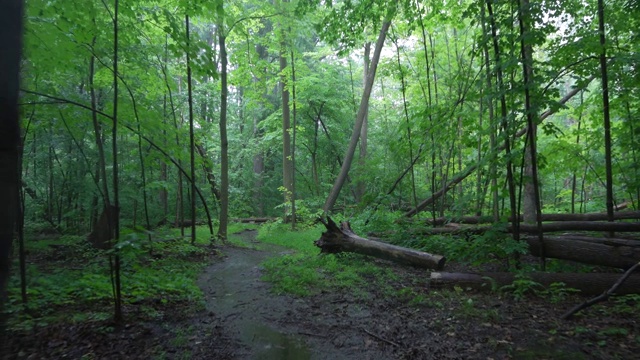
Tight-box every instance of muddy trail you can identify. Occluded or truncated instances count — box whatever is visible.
[195,230,640,360]
[197,230,383,359]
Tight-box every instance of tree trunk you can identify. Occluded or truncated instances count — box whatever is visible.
[430,272,640,296]
[355,42,370,203]
[315,217,446,270]
[525,235,640,269]
[323,20,391,213]
[112,0,123,323]
[597,0,615,236]
[186,14,197,244]
[419,211,640,226]
[217,6,229,241]
[409,221,640,235]
[279,10,293,223]
[0,0,23,351]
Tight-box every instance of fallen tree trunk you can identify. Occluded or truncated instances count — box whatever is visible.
[526,236,640,269]
[519,221,640,233]
[316,217,446,270]
[418,211,640,226]
[231,217,275,224]
[430,271,640,295]
[411,221,640,236]
[538,235,640,248]
[563,262,640,319]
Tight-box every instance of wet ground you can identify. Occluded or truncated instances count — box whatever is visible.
[193,230,640,360]
[5,229,640,359]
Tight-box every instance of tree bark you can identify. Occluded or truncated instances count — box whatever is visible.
[410,221,640,235]
[316,217,446,270]
[0,0,23,352]
[323,20,391,213]
[598,0,615,237]
[217,6,229,241]
[430,272,640,296]
[525,235,640,269]
[279,5,294,223]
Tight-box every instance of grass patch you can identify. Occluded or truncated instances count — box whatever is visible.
[256,223,395,296]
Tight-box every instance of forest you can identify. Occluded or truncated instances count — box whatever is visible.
[1,0,640,358]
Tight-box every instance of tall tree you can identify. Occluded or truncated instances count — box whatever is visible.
[323,19,393,213]
[0,0,24,352]
[598,0,614,233]
[279,0,294,222]
[217,1,229,240]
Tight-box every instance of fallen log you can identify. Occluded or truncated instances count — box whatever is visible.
[430,271,640,296]
[519,221,640,233]
[526,236,640,269]
[410,221,640,236]
[231,217,275,224]
[417,211,640,226]
[316,217,446,270]
[563,262,640,319]
[537,235,640,248]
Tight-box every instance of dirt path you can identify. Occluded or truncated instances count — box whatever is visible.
[195,230,639,360]
[197,230,363,360]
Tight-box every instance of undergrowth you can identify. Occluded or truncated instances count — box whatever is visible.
[256,222,397,296]
[5,225,219,331]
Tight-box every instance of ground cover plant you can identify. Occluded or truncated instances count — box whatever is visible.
[4,224,243,359]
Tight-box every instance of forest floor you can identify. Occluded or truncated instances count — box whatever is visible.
[5,228,640,359]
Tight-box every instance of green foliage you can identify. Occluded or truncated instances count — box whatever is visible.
[5,226,214,330]
[540,282,581,304]
[499,273,544,301]
[257,224,395,296]
[399,223,527,268]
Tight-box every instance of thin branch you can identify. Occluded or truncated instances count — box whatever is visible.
[363,328,400,347]
[562,261,640,320]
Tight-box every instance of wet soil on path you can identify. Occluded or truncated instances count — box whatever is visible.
[195,229,640,360]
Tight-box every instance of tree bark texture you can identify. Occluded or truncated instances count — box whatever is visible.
[316,217,446,270]
[525,235,640,269]
[410,221,640,235]
[0,0,23,353]
[430,272,640,296]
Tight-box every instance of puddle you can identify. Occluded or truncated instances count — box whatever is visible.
[241,323,310,359]
[198,234,312,359]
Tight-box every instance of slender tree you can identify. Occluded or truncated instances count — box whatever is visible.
[323,19,392,213]
[217,2,229,241]
[185,14,197,244]
[598,0,614,234]
[111,0,123,323]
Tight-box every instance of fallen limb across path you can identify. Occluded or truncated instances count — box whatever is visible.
[430,271,640,296]
[315,217,446,270]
